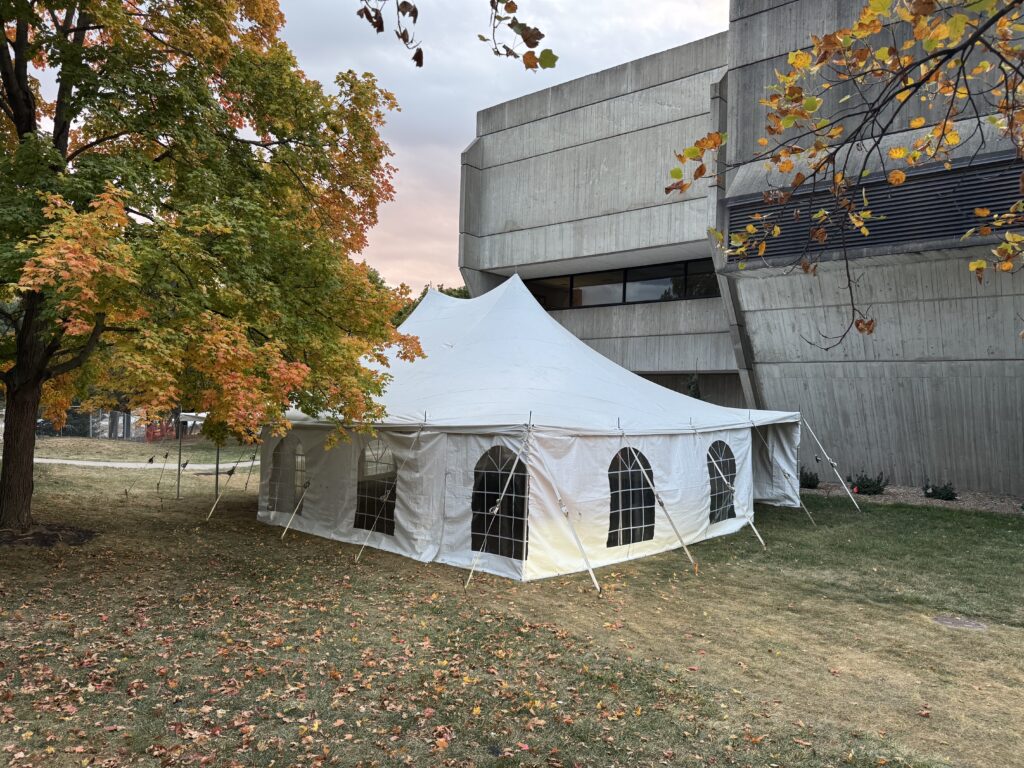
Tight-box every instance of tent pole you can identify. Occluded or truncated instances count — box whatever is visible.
[621,434,697,570]
[708,449,766,551]
[206,449,248,521]
[803,419,861,513]
[280,482,311,540]
[355,421,426,564]
[562,505,601,594]
[176,414,183,500]
[242,450,258,492]
[464,424,531,591]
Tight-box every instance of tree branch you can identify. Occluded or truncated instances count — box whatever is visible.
[66,130,134,163]
[46,314,106,379]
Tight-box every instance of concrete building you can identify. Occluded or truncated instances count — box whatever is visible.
[460,1,1024,497]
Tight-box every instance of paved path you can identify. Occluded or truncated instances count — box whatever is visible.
[34,457,258,470]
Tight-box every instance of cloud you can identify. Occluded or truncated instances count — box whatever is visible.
[278,0,729,289]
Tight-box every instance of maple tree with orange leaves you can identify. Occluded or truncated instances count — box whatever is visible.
[0,1,422,531]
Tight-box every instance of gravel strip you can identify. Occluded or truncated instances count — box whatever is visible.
[801,482,1024,517]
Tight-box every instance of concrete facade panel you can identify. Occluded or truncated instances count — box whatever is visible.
[733,252,1024,364]
[550,298,729,339]
[461,197,714,273]
[583,332,736,375]
[476,32,728,135]
[467,71,723,170]
[757,360,1024,496]
[465,120,713,238]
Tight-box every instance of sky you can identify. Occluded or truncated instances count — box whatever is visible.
[277,1,730,290]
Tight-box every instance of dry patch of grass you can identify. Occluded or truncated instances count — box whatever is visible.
[3,463,1020,767]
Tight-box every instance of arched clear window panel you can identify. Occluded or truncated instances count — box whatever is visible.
[471,446,528,561]
[355,438,398,535]
[607,447,656,547]
[707,441,737,524]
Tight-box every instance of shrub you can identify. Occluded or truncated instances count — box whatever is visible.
[799,464,820,489]
[923,481,957,501]
[846,471,889,495]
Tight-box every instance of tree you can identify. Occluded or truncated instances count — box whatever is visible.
[669,0,1024,347]
[0,1,423,532]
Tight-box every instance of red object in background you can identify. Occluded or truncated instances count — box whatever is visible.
[145,420,175,442]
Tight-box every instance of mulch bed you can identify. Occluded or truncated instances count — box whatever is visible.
[0,524,97,548]
[803,482,1024,516]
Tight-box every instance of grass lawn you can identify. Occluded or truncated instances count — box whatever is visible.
[2,462,1022,767]
[34,436,259,467]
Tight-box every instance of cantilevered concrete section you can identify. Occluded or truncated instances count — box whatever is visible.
[460,1,1024,496]
[460,32,741,405]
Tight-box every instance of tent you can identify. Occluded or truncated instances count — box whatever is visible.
[257,275,803,584]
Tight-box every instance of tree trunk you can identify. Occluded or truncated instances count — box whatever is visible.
[0,380,43,532]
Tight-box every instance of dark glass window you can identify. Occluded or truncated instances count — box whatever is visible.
[525,276,571,310]
[607,448,656,547]
[471,446,528,560]
[572,270,624,307]
[524,259,719,310]
[707,441,737,524]
[625,262,688,302]
[685,259,719,299]
[355,438,397,535]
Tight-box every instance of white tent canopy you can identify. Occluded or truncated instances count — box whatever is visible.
[259,275,802,583]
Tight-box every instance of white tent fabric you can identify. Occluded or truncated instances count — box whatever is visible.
[258,275,802,582]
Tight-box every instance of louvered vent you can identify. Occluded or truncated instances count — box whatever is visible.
[726,156,1023,263]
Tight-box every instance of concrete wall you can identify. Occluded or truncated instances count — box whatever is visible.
[731,249,1024,495]
[549,299,735,375]
[726,0,1024,496]
[461,32,727,277]
[460,33,735,379]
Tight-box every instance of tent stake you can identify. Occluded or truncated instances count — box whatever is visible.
[803,419,861,513]
[621,434,697,570]
[465,425,531,591]
[280,482,311,540]
[708,448,766,551]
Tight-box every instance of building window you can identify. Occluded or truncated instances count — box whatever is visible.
[355,439,398,535]
[607,447,656,547]
[707,441,736,524]
[572,270,624,306]
[526,276,571,310]
[525,259,719,310]
[471,446,528,561]
[625,261,688,302]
